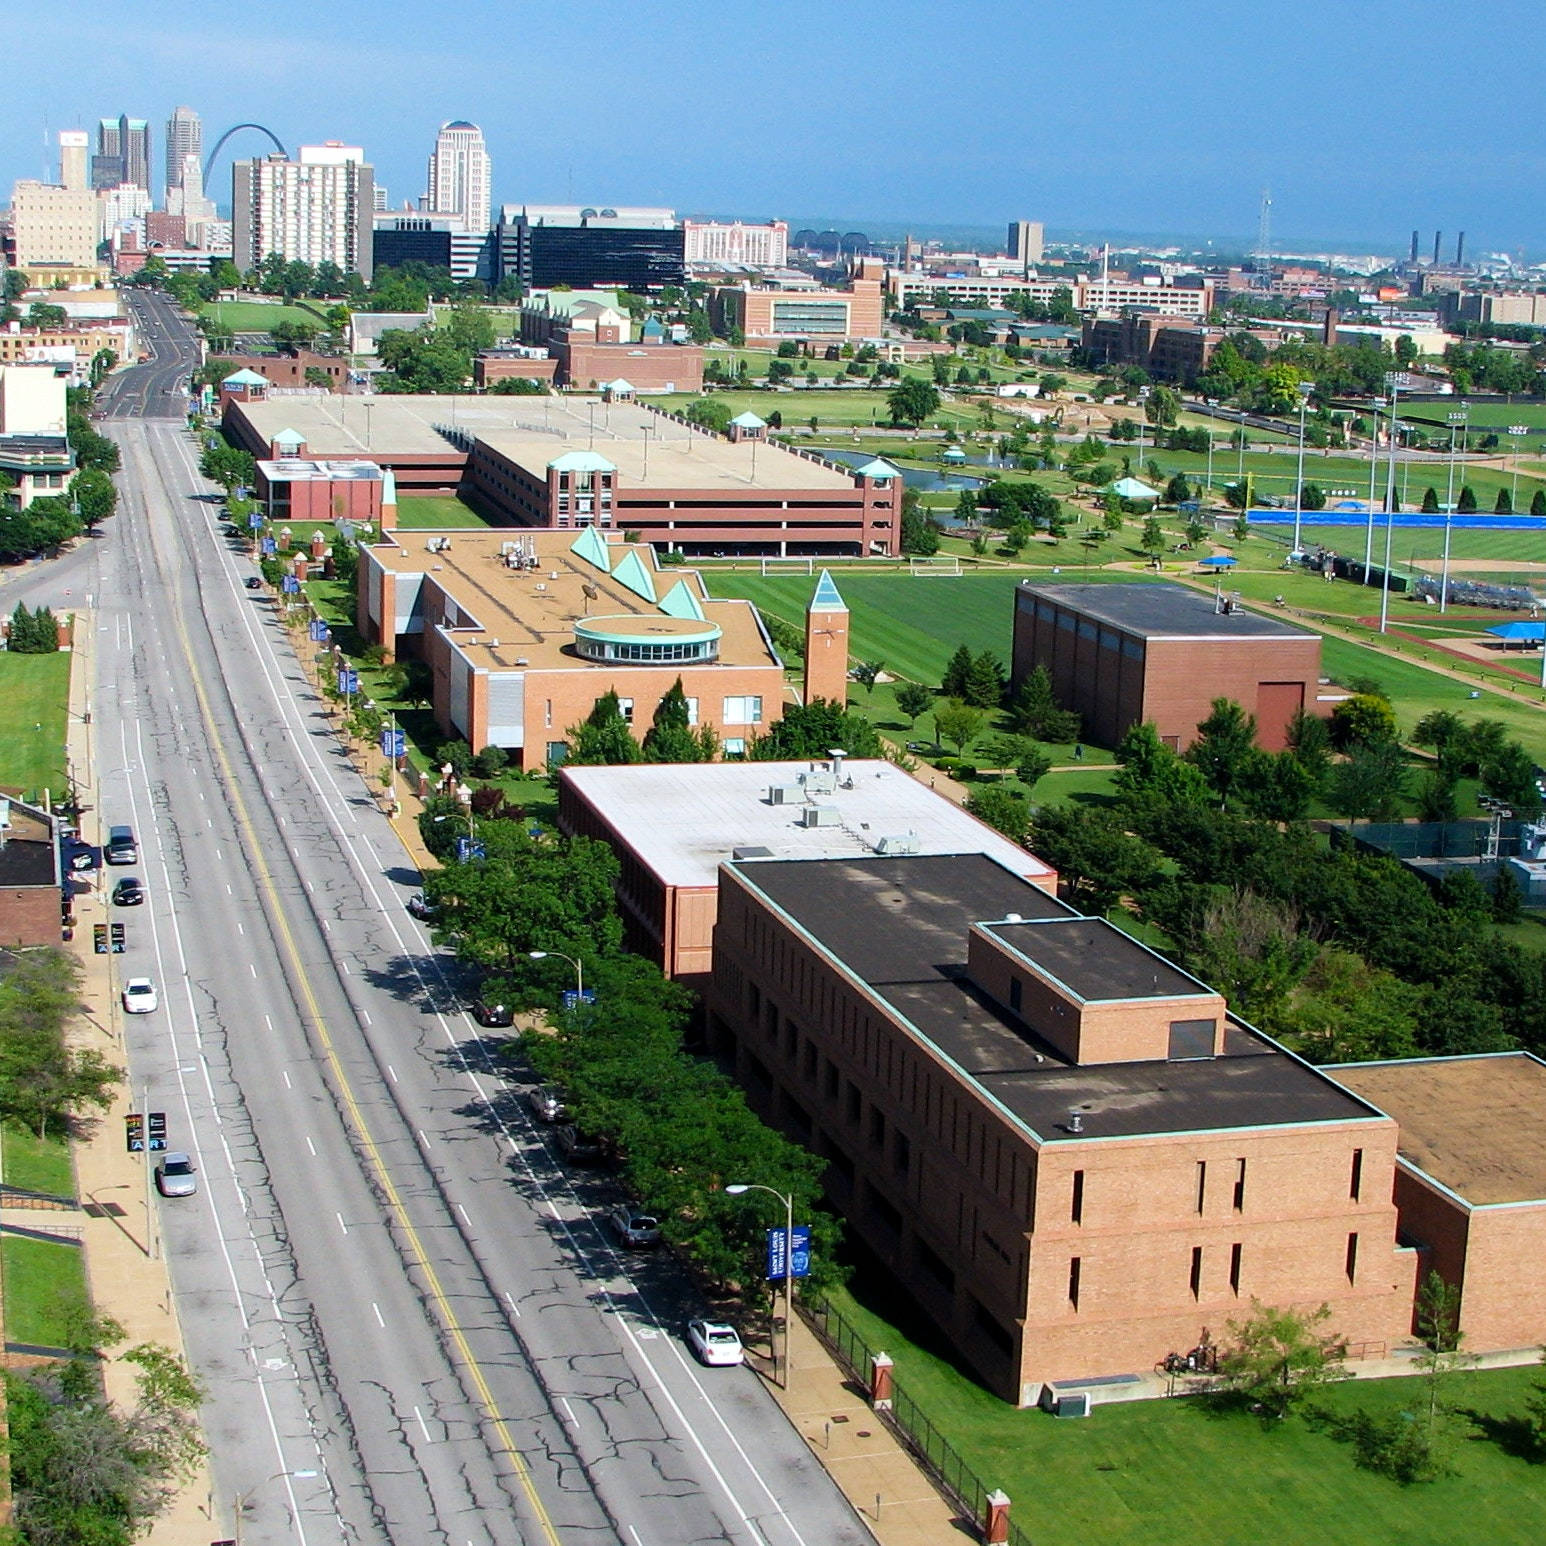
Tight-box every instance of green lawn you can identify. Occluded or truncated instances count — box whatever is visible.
[200,299,332,333]
[657,387,986,433]
[823,1278,1546,1546]
[2,1235,87,1348]
[395,495,493,529]
[1,1125,75,1196]
[1292,520,1546,566]
[0,651,71,798]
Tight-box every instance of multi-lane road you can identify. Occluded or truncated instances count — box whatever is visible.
[57,297,873,1546]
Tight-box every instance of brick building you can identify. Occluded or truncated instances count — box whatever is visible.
[254,447,387,526]
[716,269,885,343]
[558,755,1056,982]
[706,851,1418,1402]
[0,797,66,948]
[1330,1054,1546,1356]
[1011,582,1327,752]
[211,350,347,392]
[355,525,784,765]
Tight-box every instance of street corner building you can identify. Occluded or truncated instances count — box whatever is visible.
[1011,580,1332,752]
[354,525,784,767]
[705,850,1420,1405]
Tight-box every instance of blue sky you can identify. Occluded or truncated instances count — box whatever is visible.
[8,0,1545,256]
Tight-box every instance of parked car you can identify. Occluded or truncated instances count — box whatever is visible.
[122,977,159,1014]
[470,995,514,1028]
[608,1206,661,1249]
[555,1124,605,1164]
[111,877,144,907]
[155,1152,197,1197]
[244,576,263,590]
[407,891,437,921]
[685,1319,744,1367]
[527,1085,569,1124]
[105,824,137,865]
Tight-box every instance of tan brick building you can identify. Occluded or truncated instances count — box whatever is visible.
[1012,581,1328,752]
[356,525,784,765]
[707,852,1418,1403]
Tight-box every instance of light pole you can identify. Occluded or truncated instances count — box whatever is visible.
[362,395,374,451]
[725,1181,795,1389]
[1364,396,1385,584]
[529,948,582,1001]
[1441,409,1467,613]
[1509,424,1529,510]
[1292,382,1313,556]
[1204,398,1218,504]
[1379,376,1402,634]
[1135,385,1150,467]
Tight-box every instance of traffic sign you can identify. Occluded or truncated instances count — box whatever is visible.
[766,1224,812,1281]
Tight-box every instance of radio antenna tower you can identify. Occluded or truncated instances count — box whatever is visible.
[1255,189,1272,270]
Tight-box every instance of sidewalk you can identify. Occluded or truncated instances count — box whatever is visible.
[20,607,218,1545]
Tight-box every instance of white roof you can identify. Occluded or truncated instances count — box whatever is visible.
[559,760,1056,890]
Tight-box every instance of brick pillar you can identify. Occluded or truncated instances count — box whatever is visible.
[984,1490,1011,1545]
[311,529,327,561]
[869,1352,893,1410]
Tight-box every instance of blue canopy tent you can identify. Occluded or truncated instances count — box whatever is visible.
[1486,621,1546,646]
[1197,555,1239,568]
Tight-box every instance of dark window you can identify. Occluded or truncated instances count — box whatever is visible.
[1071,1169,1085,1225]
[894,1131,911,1176]
[783,1017,798,1059]
[972,1298,1015,1356]
[845,1081,861,1126]
[1190,1245,1203,1300]
[1345,1232,1359,1283]
[747,983,761,1021]
[1233,1158,1247,1212]
[801,1039,817,1082]
[1068,1256,1082,1311]
[917,1239,955,1292]
[823,1058,839,1100]
[1009,977,1022,1013]
[1170,1019,1217,1060]
[1350,1148,1364,1201]
[868,1106,886,1150]
[1195,1160,1207,1215]
[1229,1242,1243,1295]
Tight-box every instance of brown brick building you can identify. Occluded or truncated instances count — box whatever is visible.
[0,797,65,947]
[707,852,1418,1403]
[1012,581,1327,752]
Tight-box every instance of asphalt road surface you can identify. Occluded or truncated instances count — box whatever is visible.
[67,310,873,1546]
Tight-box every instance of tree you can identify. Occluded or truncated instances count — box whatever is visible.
[850,660,885,697]
[199,443,256,493]
[1421,486,1440,514]
[0,949,116,1137]
[1216,1300,1346,1419]
[1005,665,1081,743]
[900,489,940,556]
[749,698,882,759]
[1186,697,1259,809]
[640,677,719,763]
[1329,693,1398,750]
[683,397,732,434]
[73,465,117,528]
[568,690,642,765]
[1286,707,1332,787]
[1533,488,1546,519]
[887,378,941,428]
[962,650,1007,709]
[27,300,67,329]
[941,643,975,699]
[894,681,935,736]
[377,324,472,393]
[1480,737,1542,812]
[1457,484,1478,513]
[1413,770,1460,823]
[1144,384,1180,427]
[966,784,1031,843]
[1328,739,1409,823]
[1298,482,1327,511]
[471,744,508,779]
[1140,515,1166,557]
[1163,473,1190,508]
[1495,485,1514,513]
[1029,806,1160,915]
[934,699,985,756]
[0,497,81,561]
[1113,720,1211,808]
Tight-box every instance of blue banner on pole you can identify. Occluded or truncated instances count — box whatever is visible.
[281,575,300,594]
[261,536,277,555]
[309,618,331,643]
[766,1224,812,1281]
[455,836,486,863]
[248,513,263,530]
[560,988,598,1010]
[337,668,358,695]
[381,727,406,758]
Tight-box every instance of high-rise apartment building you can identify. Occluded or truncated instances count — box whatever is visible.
[683,219,788,268]
[1008,219,1045,268]
[58,131,89,193]
[164,107,201,202]
[232,144,375,279]
[422,121,491,234]
[93,115,151,192]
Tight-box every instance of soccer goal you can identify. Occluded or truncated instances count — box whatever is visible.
[759,556,815,577]
[910,556,963,577]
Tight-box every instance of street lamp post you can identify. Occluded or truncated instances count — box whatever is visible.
[362,396,374,451]
[1292,383,1313,556]
[1509,424,1529,510]
[1364,397,1386,584]
[1379,377,1402,634]
[529,948,582,1001]
[725,1182,795,1390]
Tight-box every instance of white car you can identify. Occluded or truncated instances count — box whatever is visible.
[122,977,159,1014]
[685,1319,744,1367]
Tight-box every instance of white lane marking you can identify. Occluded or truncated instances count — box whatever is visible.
[417,1129,430,1149]
[282,1070,291,1089]
[305,1137,317,1157]
[502,1291,521,1320]
[386,1064,397,1083]
[372,1303,385,1329]
[341,959,350,975]
[414,1405,433,1444]
[560,1397,578,1427]
[456,1203,471,1228]
[335,1212,348,1236]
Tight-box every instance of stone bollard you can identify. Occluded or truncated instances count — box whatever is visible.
[869,1351,893,1410]
[984,1489,1011,1544]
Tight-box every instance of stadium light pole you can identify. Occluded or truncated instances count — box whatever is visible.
[1510,424,1529,510]
[1364,397,1385,585]
[1204,398,1218,504]
[1379,377,1402,634]
[1441,408,1468,614]
[1292,382,1313,556]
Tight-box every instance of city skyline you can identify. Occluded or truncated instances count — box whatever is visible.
[8,0,1546,259]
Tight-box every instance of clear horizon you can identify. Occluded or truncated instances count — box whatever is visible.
[8,0,1545,264]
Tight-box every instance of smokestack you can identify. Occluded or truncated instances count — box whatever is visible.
[1456,231,1466,267]
[1411,230,1420,262]
[1433,230,1442,266]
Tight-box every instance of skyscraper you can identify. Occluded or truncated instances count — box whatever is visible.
[93,115,151,192]
[422,121,491,234]
[164,107,202,202]
[232,144,375,279]
[1007,219,1044,269]
[58,131,89,192]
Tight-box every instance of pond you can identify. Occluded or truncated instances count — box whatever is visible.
[818,447,986,494]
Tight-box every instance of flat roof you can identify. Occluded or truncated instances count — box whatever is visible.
[1018,580,1317,641]
[728,853,1381,1143]
[365,528,776,674]
[231,395,860,494]
[1329,1054,1546,1205]
[983,917,1213,1003]
[257,458,382,483]
[561,761,1055,889]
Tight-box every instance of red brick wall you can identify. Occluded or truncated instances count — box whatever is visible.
[561,342,703,393]
[0,888,60,948]
[1457,1204,1546,1352]
[473,355,559,387]
[1142,638,1322,751]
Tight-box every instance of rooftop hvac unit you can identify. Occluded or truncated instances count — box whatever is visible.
[768,784,804,805]
[875,832,921,855]
[1038,1387,1091,1419]
[801,770,837,795]
[801,804,842,828]
[732,845,775,861]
